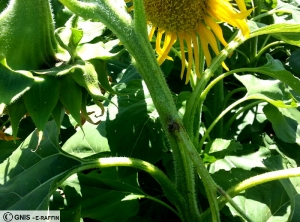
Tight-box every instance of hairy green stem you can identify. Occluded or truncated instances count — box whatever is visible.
[132,1,200,220]
[132,3,219,219]
[176,128,220,222]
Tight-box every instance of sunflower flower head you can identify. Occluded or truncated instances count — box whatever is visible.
[142,0,252,84]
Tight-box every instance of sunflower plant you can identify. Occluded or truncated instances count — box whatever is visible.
[1,0,300,221]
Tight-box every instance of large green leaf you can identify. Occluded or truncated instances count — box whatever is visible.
[106,79,164,167]
[61,169,142,222]
[0,140,21,164]
[0,58,34,106]
[275,137,300,165]
[62,122,110,159]
[235,73,298,107]
[239,54,300,95]
[263,104,300,145]
[77,42,121,61]
[209,146,271,173]
[203,139,243,163]
[0,121,81,210]
[215,169,290,221]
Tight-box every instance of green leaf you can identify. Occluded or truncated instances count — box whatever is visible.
[175,91,191,118]
[273,0,300,24]
[77,42,122,60]
[263,104,300,145]
[214,168,291,222]
[59,75,82,126]
[0,121,81,210]
[224,101,267,142]
[106,80,164,170]
[274,137,300,165]
[23,75,60,132]
[264,155,300,222]
[234,73,298,108]
[209,146,271,173]
[289,49,300,77]
[77,20,106,44]
[205,139,243,159]
[0,58,34,106]
[58,186,82,222]
[62,122,110,159]
[262,53,292,74]
[62,169,141,222]
[245,54,300,95]
[0,140,21,164]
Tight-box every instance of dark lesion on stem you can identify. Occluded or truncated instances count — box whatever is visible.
[167,118,181,133]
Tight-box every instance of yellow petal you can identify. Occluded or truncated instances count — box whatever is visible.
[178,32,187,80]
[191,32,201,78]
[235,0,247,12]
[157,32,177,65]
[204,16,228,47]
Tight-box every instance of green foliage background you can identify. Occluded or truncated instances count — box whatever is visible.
[0,0,300,221]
